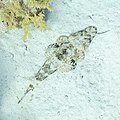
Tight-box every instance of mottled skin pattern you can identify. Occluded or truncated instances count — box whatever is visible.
[35,26,97,81]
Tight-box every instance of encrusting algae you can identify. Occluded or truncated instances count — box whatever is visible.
[0,0,54,40]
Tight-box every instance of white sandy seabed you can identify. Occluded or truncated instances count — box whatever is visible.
[0,0,120,120]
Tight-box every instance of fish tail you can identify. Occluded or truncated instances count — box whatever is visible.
[35,60,57,81]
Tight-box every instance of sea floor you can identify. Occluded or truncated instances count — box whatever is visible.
[0,0,120,120]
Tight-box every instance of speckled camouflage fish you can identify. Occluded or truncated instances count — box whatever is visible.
[35,26,97,81]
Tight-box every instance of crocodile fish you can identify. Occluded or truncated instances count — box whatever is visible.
[35,26,97,81]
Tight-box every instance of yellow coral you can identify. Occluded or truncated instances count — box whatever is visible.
[0,0,25,28]
[21,15,31,40]
[30,13,47,29]
[27,0,53,11]
[0,0,54,40]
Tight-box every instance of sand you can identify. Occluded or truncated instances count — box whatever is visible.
[0,0,120,120]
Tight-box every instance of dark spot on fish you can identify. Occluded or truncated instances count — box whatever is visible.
[56,53,63,60]
[81,31,84,36]
[54,43,59,48]
[62,49,67,54]
[71,59,77,69]
[88,38,92,43]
